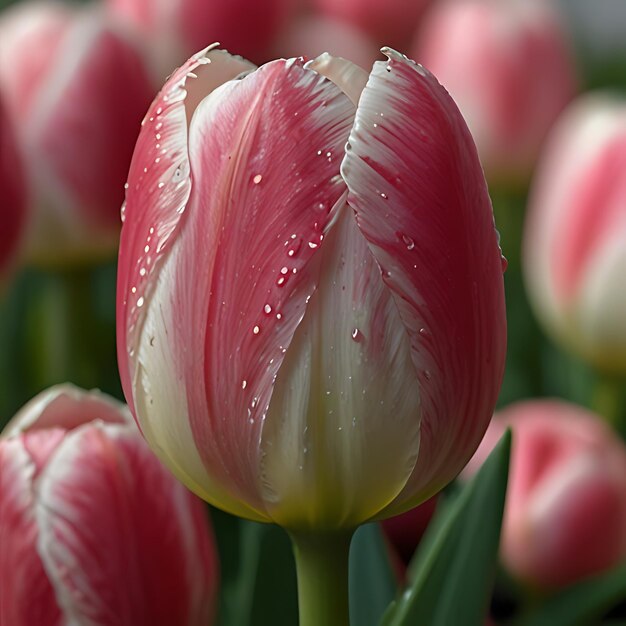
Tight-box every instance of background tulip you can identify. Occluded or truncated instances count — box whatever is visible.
[0,91,26,281]
[464,400,626,589]
[523,93,626,375]
[107,0,293,74]
[117,46,506,533]
[310,0,432,50]
[273,14,378,71]
[415,0,577,184]
[0,384,218,626]
[0,1,155,266]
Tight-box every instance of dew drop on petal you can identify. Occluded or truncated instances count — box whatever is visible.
[351,328,363,342]
[253,325,260,335]
[253,174,263,184]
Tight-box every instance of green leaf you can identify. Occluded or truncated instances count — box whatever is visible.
[515,562,626,626]
[349,523,398,626]
[382,430,511,626]
[213,511,298,626]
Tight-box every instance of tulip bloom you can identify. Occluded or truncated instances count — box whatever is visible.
[524,94,626,374]
[415,0,577,183]
[0,2,155,266]
[465,400,626,589]
[0,91,26,279]
[311,0,432,50]
[0,385,218,626]
[107,0,292,73]
[117,46,506,533]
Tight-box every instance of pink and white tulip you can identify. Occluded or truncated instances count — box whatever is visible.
[273,15,379,72]
[415,0,577,183]
[117,46,506,531]
[311,0,432,50]
[107,0,292,74]
[523,93,626,374]
[0,384,218,626]
[0,2,155,266]
[0,91,26,280]
[465,400,626,589]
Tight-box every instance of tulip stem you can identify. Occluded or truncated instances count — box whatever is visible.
[290,530,353,626]
[593,374,626,437]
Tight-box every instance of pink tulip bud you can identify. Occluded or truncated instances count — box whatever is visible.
[273,15,379,72]
[107,0,293,73]
[465,400,626,589]
[0,92,27,279]
[311,0,432,50]
[415,0,577,183]
[0,385,218,626]
[0,2,155,266]
[116,46,506,531]
[524,94,626,374]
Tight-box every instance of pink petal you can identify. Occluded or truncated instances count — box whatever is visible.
[0,92,27,276]
[3,384,129,438]
[341,49,506,513]
[117,47,256,411]
[128,57,355,519]
[29,9,154,233]
[0,437,62,626]
[36,422,217,626]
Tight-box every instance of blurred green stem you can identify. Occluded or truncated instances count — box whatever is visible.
[290,530,353,626]
[593,374,626,435]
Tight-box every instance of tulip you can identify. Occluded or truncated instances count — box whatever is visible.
[465,400,626,589]
[523,93,626,375]
[0,91,26,280]
[0,2,155,266]
[0,384,218,626]
[273,15,379,72]
[414,0,577,184]
[117,45,506,624]
[311,0,432,50]
[107,0,292,74]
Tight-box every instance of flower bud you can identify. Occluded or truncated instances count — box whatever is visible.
[465,400,626,588]
[311,0,432,50]
[414,0,577,183]
[117,46,506,532]
[0,384,218,626]
[107,0,293,73]
[0,91,26,280]
[523,93,626,374]
[0,2,155,266]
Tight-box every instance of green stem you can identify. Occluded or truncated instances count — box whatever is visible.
[592,373,626,436]
[290,530,353,626]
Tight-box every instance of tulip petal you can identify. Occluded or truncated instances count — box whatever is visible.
[36,423,216,626]
[0,437,62,626]
[131,57,355,519]
[260,201,422,529]
[341,49,506,513]
[3,384,128,438]
[118,47,256,412]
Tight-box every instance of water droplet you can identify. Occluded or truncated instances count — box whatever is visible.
[351,328,364,342]
[276,276,287,287]
[380,191,388,199]
[276,312,282,320]
[241,380,247,389]
[419,327,429,337]
[137,296,144,308]
[124,182,129,190]
[287,238,302,257]
[264,304,272,314]
[253,325,260,335]
[253,174,263,184]
[308,241,318,249]
[501,255,508,273]
[424,370,432,380]
[397,231,415,250]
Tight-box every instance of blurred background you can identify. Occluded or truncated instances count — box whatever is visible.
[1,0,625,624]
